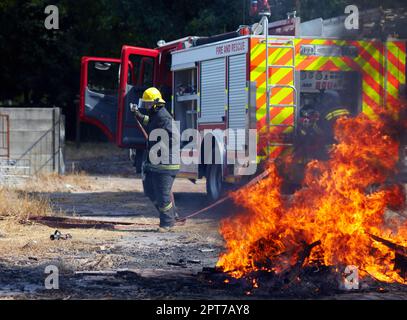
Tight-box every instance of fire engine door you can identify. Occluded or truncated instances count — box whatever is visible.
[79,57,124,142]
[117,46,159,147]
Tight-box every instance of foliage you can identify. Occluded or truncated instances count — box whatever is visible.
[0,0,405,138]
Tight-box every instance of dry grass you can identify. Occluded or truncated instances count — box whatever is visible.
[65,142,127,161]
[20,171,93,193]
[0,185,124,263]
[0,187,52,223]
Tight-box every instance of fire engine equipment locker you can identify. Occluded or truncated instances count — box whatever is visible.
[200,58,226,123]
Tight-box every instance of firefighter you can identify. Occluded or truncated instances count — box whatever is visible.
[300,90,351,160]
[314,90,351,158]
[133,87,180,232]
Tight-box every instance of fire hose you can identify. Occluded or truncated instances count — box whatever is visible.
[115,168,272,229]
[130,103,148,140]
[177,168,271,222]
[128,102,272,226]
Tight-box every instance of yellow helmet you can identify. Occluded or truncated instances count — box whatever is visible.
[141,87,165,105]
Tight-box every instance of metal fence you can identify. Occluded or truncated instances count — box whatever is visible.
[0,113,30,185]
[0,114,9,159]
[0,108,65,186]
[13,110,64,176]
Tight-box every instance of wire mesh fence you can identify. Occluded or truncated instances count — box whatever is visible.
[0,108,64,186]
[0,114,9,159]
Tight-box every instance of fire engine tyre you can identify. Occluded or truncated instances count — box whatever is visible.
[206,164,224,202]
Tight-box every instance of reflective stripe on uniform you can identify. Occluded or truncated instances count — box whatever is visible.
[325,109,350,121]
[159,202,173,212]
[147,163,180,171]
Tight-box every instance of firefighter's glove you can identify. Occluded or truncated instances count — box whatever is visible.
[133,108,149,126]
[130,103,143,119]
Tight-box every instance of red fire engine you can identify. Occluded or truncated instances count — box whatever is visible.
[79,8,407,200]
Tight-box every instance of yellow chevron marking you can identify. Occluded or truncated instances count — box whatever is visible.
[355,48,384,75]
[269,48,293,64]
[270,88,294,105]
[256,104,266,121]
[331,57,353,70]
[251,43,265,61]
[363,42,383,59]
[254,67,292,89]
[362,102,378,120]
[354,58,381,77]
[386,50,405,85]
[270,107,294,125]
[386,82,399,101]
[387,59,400,79]
[251,57,291,80]
[299,56,329,70]
[250,39,289,61]
[363,79,382,106]
[354,59,383,89]
[387,43,406,66]
[333,40,348,46]
[307,39,327,45]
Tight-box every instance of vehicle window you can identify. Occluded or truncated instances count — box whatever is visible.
[127,55,155,87]
[141,57,154,86]
[87,61,120,95]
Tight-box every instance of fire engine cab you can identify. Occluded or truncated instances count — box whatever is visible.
[79,9,407,201]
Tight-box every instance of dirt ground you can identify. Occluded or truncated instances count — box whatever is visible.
[1,142,407,300]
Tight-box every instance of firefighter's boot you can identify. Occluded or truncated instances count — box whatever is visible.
[158,201,176,228]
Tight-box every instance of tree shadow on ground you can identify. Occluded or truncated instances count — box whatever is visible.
[30,190,236,221]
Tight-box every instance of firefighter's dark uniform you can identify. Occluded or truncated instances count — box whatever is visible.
[136,101,180,228]
[305,90,351,160]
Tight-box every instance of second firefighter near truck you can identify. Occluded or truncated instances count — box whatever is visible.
[133,87,180,232]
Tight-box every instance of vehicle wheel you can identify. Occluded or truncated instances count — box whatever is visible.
[206,164,224,202]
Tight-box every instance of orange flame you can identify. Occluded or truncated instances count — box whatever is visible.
[217,103,407,283]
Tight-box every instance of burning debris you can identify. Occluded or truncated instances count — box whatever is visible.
[217,102,407,287]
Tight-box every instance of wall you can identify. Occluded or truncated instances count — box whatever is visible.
[0,107,65,176]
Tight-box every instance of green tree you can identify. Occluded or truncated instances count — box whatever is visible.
[0,0,405,140]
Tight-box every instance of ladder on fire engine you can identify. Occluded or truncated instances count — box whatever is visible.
[265,38,297,157]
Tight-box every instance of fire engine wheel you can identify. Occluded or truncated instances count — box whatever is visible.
[206,164,224,202]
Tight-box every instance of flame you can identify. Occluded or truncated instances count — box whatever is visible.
[217,102,407,283]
